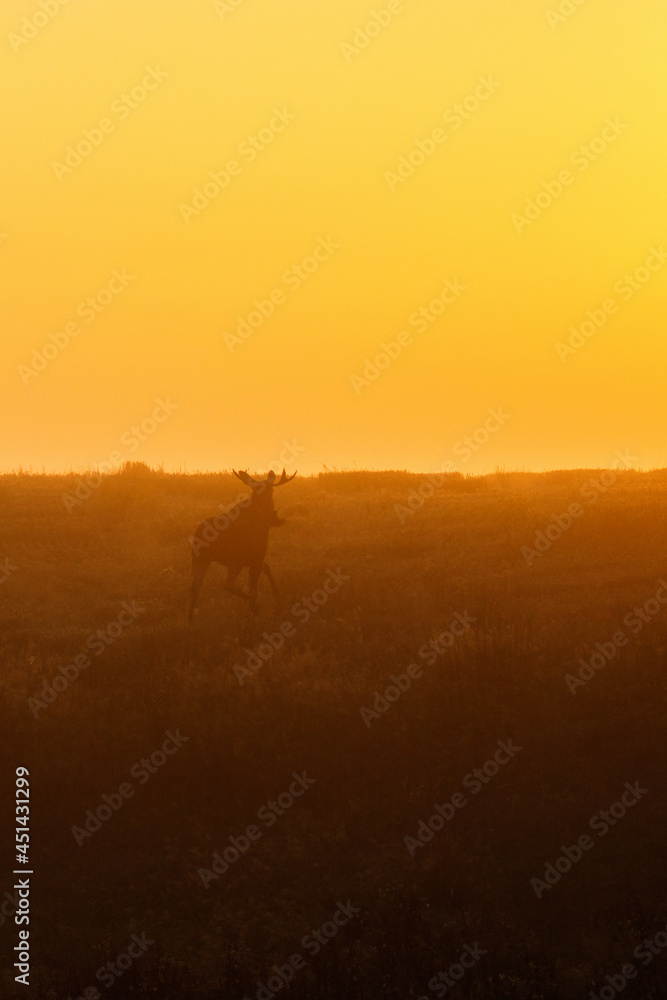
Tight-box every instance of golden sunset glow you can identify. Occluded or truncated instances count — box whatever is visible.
[3,0,667,474]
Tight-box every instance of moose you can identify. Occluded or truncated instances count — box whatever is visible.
[188,468,296,622]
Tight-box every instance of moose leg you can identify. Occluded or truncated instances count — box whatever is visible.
[261,561,279,605]
[224,564,250,603]
[248,563,262,614]
[188,558,209,624]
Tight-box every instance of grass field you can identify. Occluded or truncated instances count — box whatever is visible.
[1,466,666,999]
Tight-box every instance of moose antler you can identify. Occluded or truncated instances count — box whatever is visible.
[233,469,257,486]
[273,468,297,486]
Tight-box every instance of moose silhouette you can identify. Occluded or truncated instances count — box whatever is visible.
[188,468,296,622]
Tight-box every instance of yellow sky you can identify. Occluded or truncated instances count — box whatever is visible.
[2,0,666,474]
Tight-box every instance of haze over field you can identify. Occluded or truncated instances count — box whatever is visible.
[2,467,667,998]
[3,0,667,475]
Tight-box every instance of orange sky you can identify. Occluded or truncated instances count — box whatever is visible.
[2,0,666,475]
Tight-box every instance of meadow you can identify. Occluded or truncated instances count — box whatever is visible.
[1,465,666,999]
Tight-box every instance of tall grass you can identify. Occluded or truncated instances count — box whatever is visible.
[1,469,665,998]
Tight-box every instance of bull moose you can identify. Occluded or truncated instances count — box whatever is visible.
[188,468,296,622]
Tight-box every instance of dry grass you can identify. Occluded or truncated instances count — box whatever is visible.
[1,468,666,998]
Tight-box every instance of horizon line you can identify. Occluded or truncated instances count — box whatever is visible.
[0,463,659,479]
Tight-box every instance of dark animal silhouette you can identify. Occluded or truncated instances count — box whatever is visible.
[188,468,296,622]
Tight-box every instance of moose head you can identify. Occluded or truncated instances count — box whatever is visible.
[233,468,297,518]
